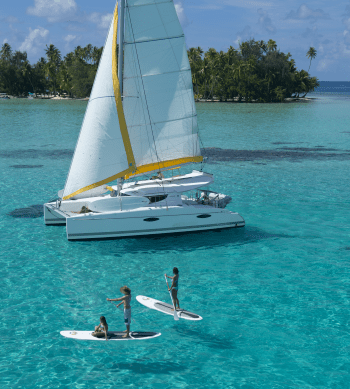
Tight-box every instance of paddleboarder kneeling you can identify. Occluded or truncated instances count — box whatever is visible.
[107,286,131,338]
[165,267,180,310]
[92,316,109,340]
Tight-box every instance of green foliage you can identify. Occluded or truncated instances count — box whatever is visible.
[0,39,318,102]
[59,45,103,98]
[187,39,319,102]
[0,43,103,98]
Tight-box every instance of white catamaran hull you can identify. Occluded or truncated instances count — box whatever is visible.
[65,205,244,240]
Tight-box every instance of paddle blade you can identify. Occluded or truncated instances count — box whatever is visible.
[174,310,179,321]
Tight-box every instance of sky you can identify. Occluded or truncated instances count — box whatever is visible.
[1,0,350,81]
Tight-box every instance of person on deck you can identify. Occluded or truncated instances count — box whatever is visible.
[92,316,109,340]
[165,267,180,310]
[107,286,132,338]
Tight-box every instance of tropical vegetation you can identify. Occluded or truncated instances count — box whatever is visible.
[0,43,103,98]
[188,39,319,102]
[0,39,318,102]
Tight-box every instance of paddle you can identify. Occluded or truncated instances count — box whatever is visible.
[165,275,179,321]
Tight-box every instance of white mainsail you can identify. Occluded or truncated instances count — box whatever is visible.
[62,5,134,200]
[123,0,202,178]
[62,0,203,200]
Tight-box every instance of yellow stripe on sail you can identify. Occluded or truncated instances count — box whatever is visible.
[112,5,136,170]
[62,168,132,200]
[124,156,203,179]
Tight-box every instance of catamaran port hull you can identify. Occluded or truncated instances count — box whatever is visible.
[44,203,67,225]
[65,205,245,240]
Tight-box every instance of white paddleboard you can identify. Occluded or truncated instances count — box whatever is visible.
[136,295,203,321]
[60,330,161,341]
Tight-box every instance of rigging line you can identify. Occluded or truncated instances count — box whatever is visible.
[148,0,192,179]
[156,3,199,159]
[125,3,164,177]
[124,10,155,171]
[124,6,168,207]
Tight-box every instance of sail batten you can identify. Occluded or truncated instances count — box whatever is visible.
[126,113,197,128]
[125,68,191,79]
[127,0,172,7]
[124,34,184,45]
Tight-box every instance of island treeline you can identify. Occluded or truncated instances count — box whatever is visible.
[0,39,318,102]
[0,43,103,98]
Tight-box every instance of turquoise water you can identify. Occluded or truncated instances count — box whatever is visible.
[1,93,350,388]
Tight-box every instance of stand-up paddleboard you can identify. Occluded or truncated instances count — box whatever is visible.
[136,296,203,321]
[60,330,161,341]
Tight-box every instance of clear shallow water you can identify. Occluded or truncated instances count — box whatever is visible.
[1,94,350,388]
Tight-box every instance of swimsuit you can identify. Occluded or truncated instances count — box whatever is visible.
[124,308,131,326]
[173,275,179,291]
[124,295,131,326]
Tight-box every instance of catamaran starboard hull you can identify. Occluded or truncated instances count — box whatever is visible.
[65,205,244,240]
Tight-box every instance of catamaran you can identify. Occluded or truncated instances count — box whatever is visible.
[44,0,245,240]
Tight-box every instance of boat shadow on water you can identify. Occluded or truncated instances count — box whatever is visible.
[172,325,237,350]
[85,226,291,254]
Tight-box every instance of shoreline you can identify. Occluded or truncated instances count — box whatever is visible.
[0,95,89,101]
[1,95,314,103]
[195,97,315,103]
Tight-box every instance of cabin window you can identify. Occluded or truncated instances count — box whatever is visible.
[144,218,159,222]
[197,214,211,218]
[147,195,168,203]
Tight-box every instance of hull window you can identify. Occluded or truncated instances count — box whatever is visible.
[197,214,211,219]
[144,218,160,222]
[147,195,168,203]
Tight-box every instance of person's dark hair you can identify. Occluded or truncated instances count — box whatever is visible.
[173,267,179,274]
[100,316,107,326]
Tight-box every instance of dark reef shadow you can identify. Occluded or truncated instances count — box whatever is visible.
[10,165,44,168]
[202,147,350,164]
[0,149,73,159]
[8,204,44,218]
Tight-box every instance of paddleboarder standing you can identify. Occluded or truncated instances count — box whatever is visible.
[107,286,132,338]
[165,267,180,310]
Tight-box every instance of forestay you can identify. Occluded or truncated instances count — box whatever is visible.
[123,0,203,177]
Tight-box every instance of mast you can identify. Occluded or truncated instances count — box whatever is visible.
[117,0,125,193]
[118,0,125,96]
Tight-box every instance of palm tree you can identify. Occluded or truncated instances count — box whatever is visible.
[0,43,12,61]
[188,47,203,98]
[306,47,317,72]
[45,44,62,96]
[267,39,277,52]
